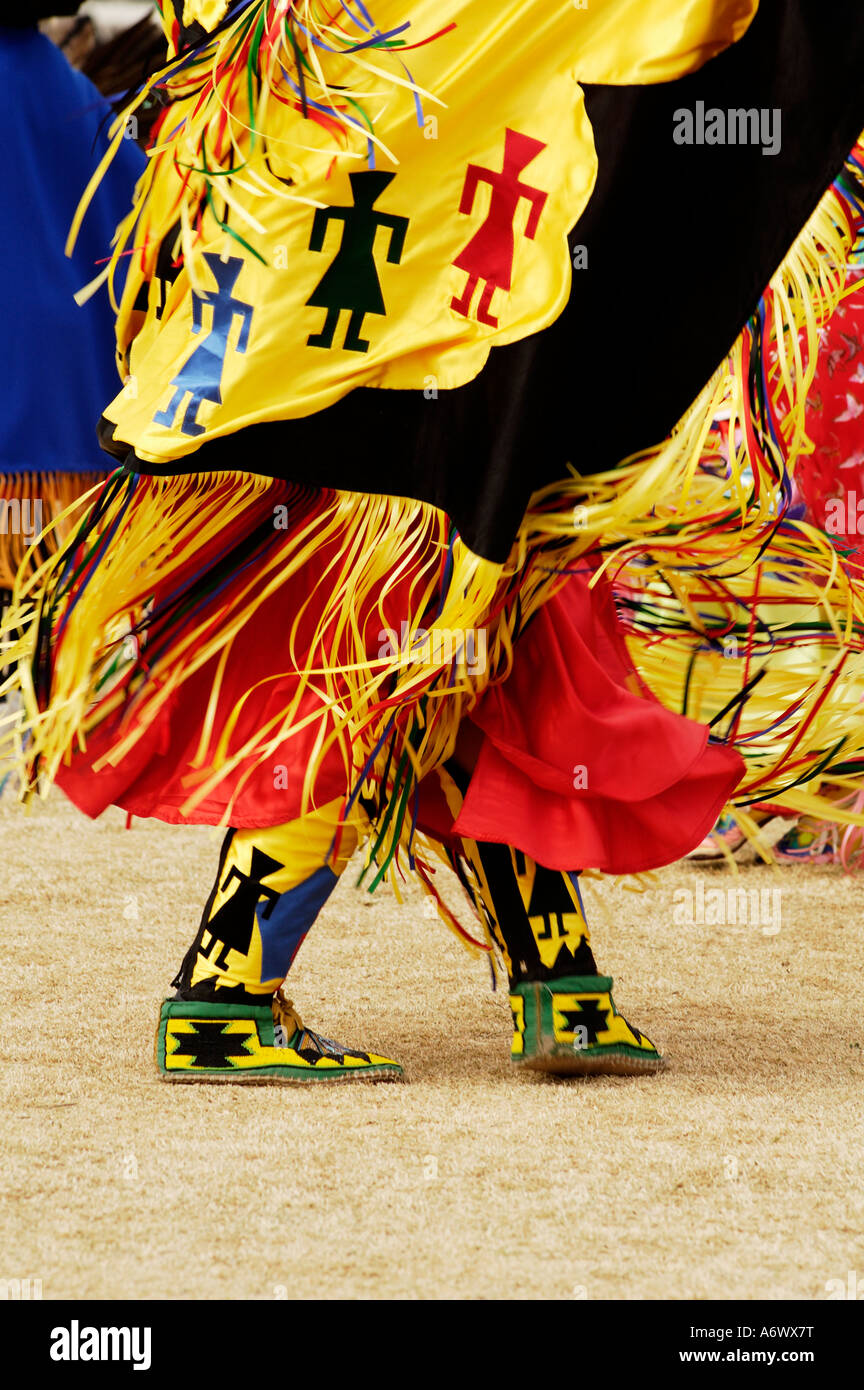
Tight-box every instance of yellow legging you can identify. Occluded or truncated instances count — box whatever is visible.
[172,776,596,1001]
[173,798,367,1000]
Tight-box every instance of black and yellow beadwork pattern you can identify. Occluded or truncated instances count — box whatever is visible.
[510,975,664,1076]
[156,996,403,1084]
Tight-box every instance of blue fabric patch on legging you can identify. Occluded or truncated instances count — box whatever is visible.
[567,870,586,918]
[257,864,339,982]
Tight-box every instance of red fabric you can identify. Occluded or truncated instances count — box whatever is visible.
[56,558,742,873]
[448,570,743,872]
[797,277,864,561]
[54,498,398,827]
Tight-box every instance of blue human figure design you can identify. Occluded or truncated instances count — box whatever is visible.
[153,252,253,437]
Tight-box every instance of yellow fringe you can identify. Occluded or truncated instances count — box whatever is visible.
[69,0,445,316]
[0,476,541,834]
[598,171,864,839]
[4,138,864,873]
[0,473,104,591]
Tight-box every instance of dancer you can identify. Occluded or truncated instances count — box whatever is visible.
[4,1,864,1084]
[647,201,864,868]
[765,264,864,866]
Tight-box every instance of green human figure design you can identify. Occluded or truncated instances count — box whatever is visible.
[305,170,408,354]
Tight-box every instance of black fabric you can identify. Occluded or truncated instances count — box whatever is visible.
[472,842,599,986]
[172,826,236,999]
[116,1,864,561]
[0,590,10,686]
[7,4,81,25]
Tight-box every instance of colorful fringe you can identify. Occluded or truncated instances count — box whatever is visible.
[0,469,571,885]
[0,473,104,591]
[5,139,864,885]
[603,143,864,844]
[71,0,448,311]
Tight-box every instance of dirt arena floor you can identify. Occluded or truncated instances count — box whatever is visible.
[2,793,864,1301]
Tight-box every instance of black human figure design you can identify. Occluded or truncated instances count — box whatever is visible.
[153,251,253,437]
[205,848,282,972]
[305,170,408,353]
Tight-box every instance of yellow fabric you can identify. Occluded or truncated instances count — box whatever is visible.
[232,797,364,884]
[89,0,757,463]
[5,159,864,874]
[551,989,655,1053]
[456,833,592,980]
[162,1018,397,1073]
[510,994,525,1057]
[180,0,230,33]
[520,862,590,971]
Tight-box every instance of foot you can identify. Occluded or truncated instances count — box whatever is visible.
[686,812,747,861]
[510,976,665,1077]
[687,811,795,864]
[772,821,837,865]
[156,991,403,1084]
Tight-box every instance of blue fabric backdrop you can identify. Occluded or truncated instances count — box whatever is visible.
[0,27,144,474]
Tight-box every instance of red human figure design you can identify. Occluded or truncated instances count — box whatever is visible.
[450,128,548,329]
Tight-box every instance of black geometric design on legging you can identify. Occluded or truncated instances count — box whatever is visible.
[473,841,599,983]
[207,847,283,970]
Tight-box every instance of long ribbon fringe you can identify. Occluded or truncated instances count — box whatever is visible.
[5,141,864,915]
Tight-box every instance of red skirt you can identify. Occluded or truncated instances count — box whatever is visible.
[56,549,742,873]
[449,570,742,872]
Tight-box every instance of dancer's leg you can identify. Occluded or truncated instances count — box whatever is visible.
[442,758,664,1075]
[156,798,402,1083]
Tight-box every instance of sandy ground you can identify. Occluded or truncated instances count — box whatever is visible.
[2,793,863,1302]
